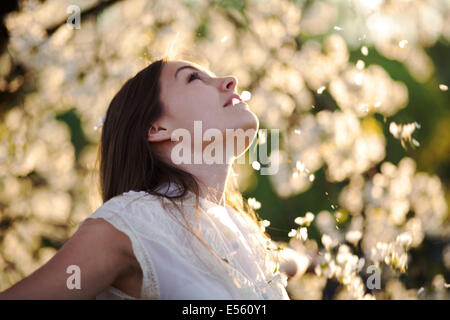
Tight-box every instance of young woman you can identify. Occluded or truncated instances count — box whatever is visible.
[0,58,291,300]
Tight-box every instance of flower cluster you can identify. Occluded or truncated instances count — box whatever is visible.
[370,233,413,273]
[314,237,374,300]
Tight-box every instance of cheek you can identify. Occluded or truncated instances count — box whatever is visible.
[185,96,210,114]
[180,88,219,118]
[169,90,221,131]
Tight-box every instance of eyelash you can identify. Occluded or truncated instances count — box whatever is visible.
[187,71,202,83]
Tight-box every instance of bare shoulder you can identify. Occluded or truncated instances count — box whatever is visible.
[79,217,138,266]
[79,217,143,296]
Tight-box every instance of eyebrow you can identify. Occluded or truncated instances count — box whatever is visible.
[174,65,216,79]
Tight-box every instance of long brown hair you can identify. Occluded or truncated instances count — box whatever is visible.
[96,57,272,268]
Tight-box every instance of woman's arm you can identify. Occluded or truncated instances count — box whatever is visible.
[0,217,137,299]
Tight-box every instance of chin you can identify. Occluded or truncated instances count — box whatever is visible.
[228,111,259,157]
[238,109,259,132]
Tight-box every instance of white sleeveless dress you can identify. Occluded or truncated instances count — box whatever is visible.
[81,183,290,300]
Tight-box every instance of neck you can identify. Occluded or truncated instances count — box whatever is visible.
[179,162,232,207]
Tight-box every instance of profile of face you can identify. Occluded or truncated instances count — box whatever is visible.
[148,60,259,163]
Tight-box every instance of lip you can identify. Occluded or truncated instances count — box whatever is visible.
[223,93,242,107]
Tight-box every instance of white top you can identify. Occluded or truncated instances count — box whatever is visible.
[81,183,290,300]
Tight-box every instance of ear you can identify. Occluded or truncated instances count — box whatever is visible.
[148,124,171,143]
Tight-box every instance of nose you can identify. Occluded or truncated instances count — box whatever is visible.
[220,76,237,92]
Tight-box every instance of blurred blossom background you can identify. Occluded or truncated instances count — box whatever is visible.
[0,0,449,300]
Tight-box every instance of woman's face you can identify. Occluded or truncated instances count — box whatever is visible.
[150,60,259,159]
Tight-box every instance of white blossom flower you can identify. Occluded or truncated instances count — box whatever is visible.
[294,212,315,226]
[248,197,261,210]
[345,230,362,246]
[321,234,337,250]
[299,227,308,241]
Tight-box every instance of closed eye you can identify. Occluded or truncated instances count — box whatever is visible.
[187,71,202,83]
